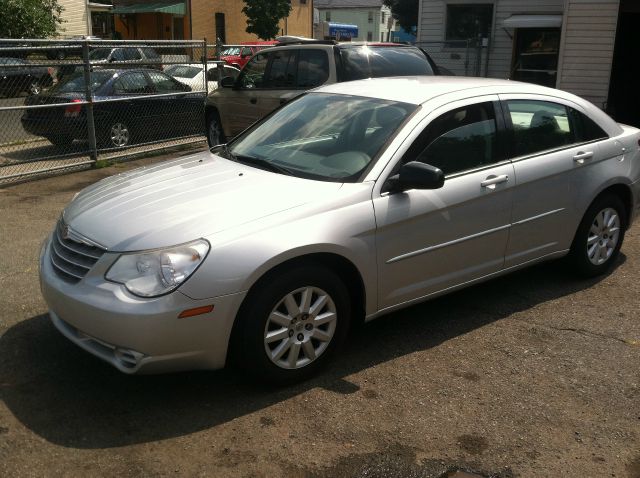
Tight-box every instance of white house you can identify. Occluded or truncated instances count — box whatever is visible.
[417,0,638,126]
[314,0,396,42]
[57,0,113,38]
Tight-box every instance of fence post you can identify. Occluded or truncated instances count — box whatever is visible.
[203,38,208,95]
[483,37,490,77]
[475,36,482,76]
[464,39,470,76]
[81,40,98,163]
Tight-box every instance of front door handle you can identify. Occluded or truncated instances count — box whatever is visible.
[249,98,257,104]
[481,174,509,189]
[573,151,593,163]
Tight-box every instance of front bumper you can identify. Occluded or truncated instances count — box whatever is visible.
[39,235,246,374]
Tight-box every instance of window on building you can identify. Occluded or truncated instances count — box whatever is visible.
[381,12,386,24]
[326,11,331,22]
[367,31,373,41]
[445,4,493,41]
[368,11,374,23]
[215,12,226,44]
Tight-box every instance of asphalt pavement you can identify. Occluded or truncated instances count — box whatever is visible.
[0,156,639,478]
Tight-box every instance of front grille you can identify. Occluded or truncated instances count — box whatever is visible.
[50,220,105,283]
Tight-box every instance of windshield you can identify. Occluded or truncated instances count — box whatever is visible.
[228,93,416,182]
[340,46,434,81]
[52,71,113,93]
[221,47,241,56]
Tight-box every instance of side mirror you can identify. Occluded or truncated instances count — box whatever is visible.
[387,161,444,193]
[220,76,235,88]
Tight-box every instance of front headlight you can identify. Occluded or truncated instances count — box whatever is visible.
[105,239,210,297]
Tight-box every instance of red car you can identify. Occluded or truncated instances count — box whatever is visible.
[220,41,278,69]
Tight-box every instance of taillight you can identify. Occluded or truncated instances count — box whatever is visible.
[64,99,82,117]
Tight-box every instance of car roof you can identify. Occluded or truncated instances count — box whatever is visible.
[314,76,575,105]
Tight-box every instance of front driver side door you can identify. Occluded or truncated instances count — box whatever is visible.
[374,97,515,310]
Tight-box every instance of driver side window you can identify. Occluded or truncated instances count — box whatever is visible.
[403,102,499,176]
[238,52,268,89]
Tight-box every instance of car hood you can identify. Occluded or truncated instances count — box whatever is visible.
[63,151,343,251]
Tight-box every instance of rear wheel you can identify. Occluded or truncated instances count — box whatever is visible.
[28,81,41,96]
[231,265,352,384]
[569,194,626,277]
[102,121,131,148]
[206,110,225,147]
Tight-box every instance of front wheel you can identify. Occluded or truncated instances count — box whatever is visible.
[232,266,352,384]
[568,194,626,277]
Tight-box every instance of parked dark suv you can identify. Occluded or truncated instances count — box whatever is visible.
[205,41,443,145]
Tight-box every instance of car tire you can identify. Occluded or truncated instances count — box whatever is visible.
[231,265,352,385]
[46,135,73,148]
[206,110,225,147]
[102,120,132,148]
[568,193,626,277]
[28,81,42,96]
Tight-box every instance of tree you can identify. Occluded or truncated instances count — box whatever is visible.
[383,0,419,34]
[242,0,292,40]
[0,0,64,38]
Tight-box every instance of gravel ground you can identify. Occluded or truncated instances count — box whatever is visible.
[1,156,639,478]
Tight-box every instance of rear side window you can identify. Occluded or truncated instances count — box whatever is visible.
[141,48,160,60]
[569,108,608,142]
[147,71,183,93]
[404,102,499,175]
[113,72,149,94]
[123,48,142,61]
[296,50,329,88]
[340,46,434,81]
[506,100,574,157]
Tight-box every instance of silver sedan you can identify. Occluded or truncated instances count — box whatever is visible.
[39,77,640,383]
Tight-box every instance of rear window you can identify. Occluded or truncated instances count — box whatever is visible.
[53,71,113,93]
[165,65,202,79]
[340,46,434,81]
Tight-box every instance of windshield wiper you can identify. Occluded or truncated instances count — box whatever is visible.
[232,153,295,176]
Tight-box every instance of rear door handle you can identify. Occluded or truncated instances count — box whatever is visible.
[481,174,509,189]
[249,98,257,104]
[573,151,593,163]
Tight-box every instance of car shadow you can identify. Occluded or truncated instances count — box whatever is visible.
[0,256,625,449]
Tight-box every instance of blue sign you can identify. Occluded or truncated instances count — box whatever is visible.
[328,23,358,40]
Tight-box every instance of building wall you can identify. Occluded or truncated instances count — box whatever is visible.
[418,0,620,108]
[191,0,312,44]
[58,0,89,37]
[315,7,393,41]
[115,13,190,40]
[418,0,564,79]
[556,0,619,108]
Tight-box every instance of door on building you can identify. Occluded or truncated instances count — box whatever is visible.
[607,0,640,127]
[510,28,560,88]
[173,17,184,40]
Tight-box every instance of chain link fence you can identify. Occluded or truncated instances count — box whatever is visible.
[0,39,211,185]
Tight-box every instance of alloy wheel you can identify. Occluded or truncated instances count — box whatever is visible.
[208,117,222,146]
[110,122,130,148]
[263,286,337,370]
[586,207,620,265]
